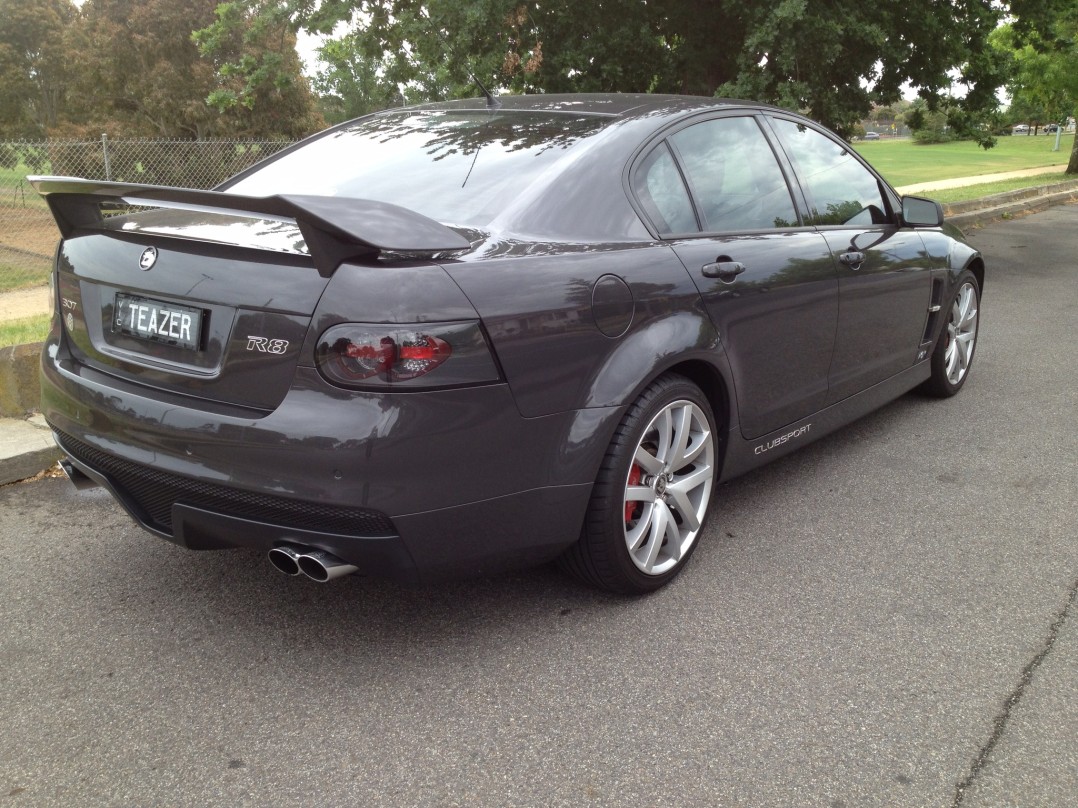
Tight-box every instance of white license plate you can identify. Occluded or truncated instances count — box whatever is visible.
[114,294,203,351]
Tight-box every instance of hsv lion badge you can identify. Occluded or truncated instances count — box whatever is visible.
[139,246,158,271]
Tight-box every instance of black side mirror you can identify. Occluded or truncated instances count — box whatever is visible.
[902,195,944,227]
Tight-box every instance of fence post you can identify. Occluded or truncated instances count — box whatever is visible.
[101,133,111,181]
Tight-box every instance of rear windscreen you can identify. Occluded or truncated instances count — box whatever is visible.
[225,110,611,228]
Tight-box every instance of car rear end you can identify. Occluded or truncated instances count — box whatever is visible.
[32,173,597,583]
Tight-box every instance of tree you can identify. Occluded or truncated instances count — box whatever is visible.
[718,1,1006,141]
[309,35,403,124]
[994,2,1078,172]
[0,0,77,137]
[61,0,322,139]
[197,0,1015,141]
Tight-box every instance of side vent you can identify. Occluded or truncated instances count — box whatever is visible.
[917,275,947,361]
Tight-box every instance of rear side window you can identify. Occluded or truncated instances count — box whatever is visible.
[632,143,699,235]
[668,117,799,231]
[770,118,891,227]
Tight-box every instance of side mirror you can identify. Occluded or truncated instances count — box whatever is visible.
[902,195,944,227]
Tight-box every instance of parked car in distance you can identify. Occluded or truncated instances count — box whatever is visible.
[862,131,881,140]
[31,94,984,594]
[1044,123,1060,134]
[1012,124,1030,134]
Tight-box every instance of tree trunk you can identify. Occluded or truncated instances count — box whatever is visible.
[1067,135,1078,174]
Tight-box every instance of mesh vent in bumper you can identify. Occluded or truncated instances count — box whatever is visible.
[55,429,397,538]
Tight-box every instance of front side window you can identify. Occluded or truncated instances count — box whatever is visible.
[770,118,890,227]
[668,117,800,231]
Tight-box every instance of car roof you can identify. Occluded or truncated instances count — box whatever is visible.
[409,93,781,121]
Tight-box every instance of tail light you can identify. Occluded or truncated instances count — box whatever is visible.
[315,321,500,390]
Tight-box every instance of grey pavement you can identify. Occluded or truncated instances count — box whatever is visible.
[0,206,1075,806]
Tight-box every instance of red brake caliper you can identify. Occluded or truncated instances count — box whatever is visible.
[625,463,642,523]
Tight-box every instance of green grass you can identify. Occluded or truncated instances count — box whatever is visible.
[0,313,50,347]
[0,180,50,210]
[853,134,1074,186]
[928,172,1076,204]
[0,266,49,294]
[0,163,35,184]
[1,158,53,210]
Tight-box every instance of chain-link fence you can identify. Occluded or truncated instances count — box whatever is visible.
[0,137,296,316]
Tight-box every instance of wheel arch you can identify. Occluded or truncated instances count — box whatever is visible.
[964,255,985,293]
[605,354,735,482]
[665,358,730,431]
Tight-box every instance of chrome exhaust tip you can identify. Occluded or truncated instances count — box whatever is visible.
[296,549,359,583]
[58,457,98,490]
[267,545,304,576]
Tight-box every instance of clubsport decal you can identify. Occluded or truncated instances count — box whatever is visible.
[754,424,812,455]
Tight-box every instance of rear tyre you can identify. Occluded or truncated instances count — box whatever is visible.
[921,271,980,398]
[560,374,718,594]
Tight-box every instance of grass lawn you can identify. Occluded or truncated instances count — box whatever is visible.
[0,314,50,347]
[854,134,1074,186]
[929,172,1077,204]
[1,154,55,212]
[0,264,50,293]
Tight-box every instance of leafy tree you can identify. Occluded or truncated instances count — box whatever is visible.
[1004,94,1048,131]
[61,0,323,139]
[994,3,1078,171]
[911,110,956,144]
[197,0,1014,141]
[310,35,404,124]
[0,0,77,137]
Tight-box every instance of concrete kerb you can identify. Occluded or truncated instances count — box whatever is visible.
[0,342,62,486]
[0,412,60,486]
[943,179,1078,231]
[0,177,1076,485]
[0,342,45,418]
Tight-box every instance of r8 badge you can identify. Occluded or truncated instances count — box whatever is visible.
[246,336,289,354]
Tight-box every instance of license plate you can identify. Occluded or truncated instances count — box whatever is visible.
[114,294,203,351]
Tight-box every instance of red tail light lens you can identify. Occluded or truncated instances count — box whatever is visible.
[316,322,499,389]
[395,333,451,380]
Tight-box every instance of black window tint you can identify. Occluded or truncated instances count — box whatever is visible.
[771,118,891,226]
[668,117,799,231]
[225,110,609,228]
[633,142,699,235]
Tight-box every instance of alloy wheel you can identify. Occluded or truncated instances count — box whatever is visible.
[622,399,716,575]
[945,281,979,385]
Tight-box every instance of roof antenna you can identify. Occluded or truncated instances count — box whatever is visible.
[419,7,501,112]
[471,72,501,112]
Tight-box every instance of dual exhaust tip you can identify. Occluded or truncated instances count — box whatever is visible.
[268,544,358,583]
[58,456,356,584]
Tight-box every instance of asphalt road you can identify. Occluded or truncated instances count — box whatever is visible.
[2,206,1076,807]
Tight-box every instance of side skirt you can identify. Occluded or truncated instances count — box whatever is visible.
[719,361,932,482]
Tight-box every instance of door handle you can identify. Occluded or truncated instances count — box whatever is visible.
[839,251,866,268]
[702,260,746,281]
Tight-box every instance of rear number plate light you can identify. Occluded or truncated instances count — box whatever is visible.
[114,293,203,351]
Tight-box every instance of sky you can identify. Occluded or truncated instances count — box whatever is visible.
[295,29,328,75]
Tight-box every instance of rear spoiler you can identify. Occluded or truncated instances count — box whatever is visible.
[28,176,472,278]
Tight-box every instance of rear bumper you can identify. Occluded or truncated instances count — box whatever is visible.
[58,434,591,583]
[42,342,615,583]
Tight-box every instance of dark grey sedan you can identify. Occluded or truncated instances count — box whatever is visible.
[32,94,982,593]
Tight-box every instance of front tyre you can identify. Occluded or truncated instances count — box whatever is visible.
[921,270,980,397]
[561,374,718,594]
